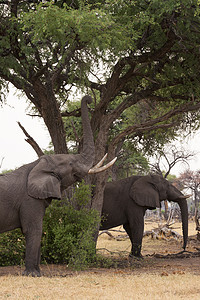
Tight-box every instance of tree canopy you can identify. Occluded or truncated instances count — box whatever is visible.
[1,0,200,213]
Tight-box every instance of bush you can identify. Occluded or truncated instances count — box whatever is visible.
[42,202,99,268]
[0,181,100,269]
[0,229,25,266]
[41,180,100,269]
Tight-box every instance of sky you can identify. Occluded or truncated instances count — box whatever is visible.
[0,87,200,174]
[0,88,51,171]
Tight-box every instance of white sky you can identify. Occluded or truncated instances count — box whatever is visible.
[155,135,200,176]
[0,87,200,175]
[0,88,50,171]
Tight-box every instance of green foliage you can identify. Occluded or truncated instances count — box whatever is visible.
[1,0,200,172]
[20,2,117,59]
[166,173,177,182]
[42,202,98,269]
[0,229,25,266]
[114,142,150,179]
[0,169,14,175]
[41,181,100,269]
[111,100,180,156]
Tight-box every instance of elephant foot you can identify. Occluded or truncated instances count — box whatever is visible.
[22,268,41,277]
[129,244,143,259]
[129,253,143,260]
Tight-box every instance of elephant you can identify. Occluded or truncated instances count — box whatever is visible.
[0,95,116,277]
[100,174,189,257]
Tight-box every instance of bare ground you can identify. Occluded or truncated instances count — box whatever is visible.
[0,220,200,278]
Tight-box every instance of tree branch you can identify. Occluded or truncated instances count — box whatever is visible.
[17,122,44,157]
[0,157,4,169]
[110,100,200,148]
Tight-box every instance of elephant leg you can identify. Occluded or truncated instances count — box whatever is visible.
[22,229,42,277]
[123,209,145,258]
[20,200,45,277]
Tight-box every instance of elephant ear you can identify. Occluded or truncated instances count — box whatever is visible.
[130,175,160,208]
[27,156,61,200]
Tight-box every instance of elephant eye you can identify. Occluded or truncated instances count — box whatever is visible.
[52,172,61,181]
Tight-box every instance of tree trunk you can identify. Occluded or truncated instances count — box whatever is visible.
[90,115,117,244]
[164,200,169,220]
[79,95,95,167]
[32,80,68,154]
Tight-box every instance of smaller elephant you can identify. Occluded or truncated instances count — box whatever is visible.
[100,174,189,257]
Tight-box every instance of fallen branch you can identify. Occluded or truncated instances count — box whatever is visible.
[98,230,129,241]
[144,222,182,242]
[97,247,129,256]
[152,249,200,259]
[99,223,182,242]
[98,230,116,238]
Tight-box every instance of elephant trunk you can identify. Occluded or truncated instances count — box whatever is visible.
[80,95,95,168]
[177,198,188,250]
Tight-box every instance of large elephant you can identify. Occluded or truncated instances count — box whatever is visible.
[100,174,189,257]
[0,95,115,277]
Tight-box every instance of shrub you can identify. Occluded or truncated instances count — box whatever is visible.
[41,201,99,268]
[0,229,25,266]
[41,181,100,269]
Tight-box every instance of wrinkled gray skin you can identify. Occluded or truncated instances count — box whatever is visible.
[100,175,188,257]
[0,95,95,277]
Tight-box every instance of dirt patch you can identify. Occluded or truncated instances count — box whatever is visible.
[0,221,199,277]
[0,252,199,278]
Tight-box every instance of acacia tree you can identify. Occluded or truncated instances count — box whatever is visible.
[2,1,200,242]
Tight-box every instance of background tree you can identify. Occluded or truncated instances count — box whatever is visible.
[178,170,200,234]
[2,1,200,244]
[150,145,195,179]
[150,145,195,219]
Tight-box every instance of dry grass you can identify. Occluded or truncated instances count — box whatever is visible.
[0,272,200,299]
[0,221,200,299]
[97,220,198,256]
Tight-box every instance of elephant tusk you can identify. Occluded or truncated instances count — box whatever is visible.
[184,194,192,199]
[179,194,192,199]
[88,157,117,174]
[91,154,108,169]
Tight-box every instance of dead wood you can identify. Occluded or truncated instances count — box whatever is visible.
[0,157,4,169]
[18,122,44,157]
[98,230,128,241]
[99,222,182,242]
[143,222,181,241]
[152,249,200,259]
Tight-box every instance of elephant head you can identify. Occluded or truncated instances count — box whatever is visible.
[130,174,189,250]
[27,95,116,200]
